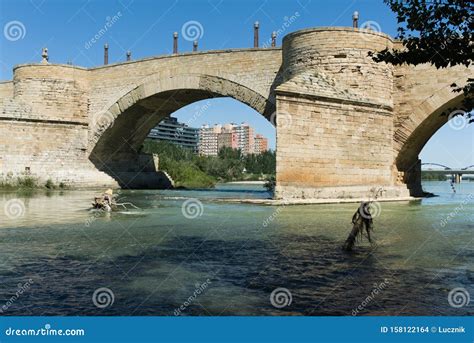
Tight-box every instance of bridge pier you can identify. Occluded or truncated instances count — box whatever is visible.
[273,28,411,199]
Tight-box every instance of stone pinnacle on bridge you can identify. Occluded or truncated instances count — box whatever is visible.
[254,21,259,48]
[352,11,359,28]
[173,32,178,54]
[193,40,198,52]
[41,47,49,64]
[104,43,109,65]
[271,31,276,47]
[126,50,131,61]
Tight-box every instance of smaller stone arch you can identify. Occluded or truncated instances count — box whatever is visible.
[394,85,467,195]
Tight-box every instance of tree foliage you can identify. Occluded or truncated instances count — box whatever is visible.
[372,0,473,115]
[142,140,276,187]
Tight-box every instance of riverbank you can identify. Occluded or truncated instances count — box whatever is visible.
[0,174,68,190]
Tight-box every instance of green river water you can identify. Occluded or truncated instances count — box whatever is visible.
[0,181,472,316]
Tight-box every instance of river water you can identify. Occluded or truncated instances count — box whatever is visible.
[0,181,472,316]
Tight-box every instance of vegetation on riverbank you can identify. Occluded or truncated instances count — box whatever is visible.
[142,140,276,188]
[0,173,67,190]
[421,172,448,181]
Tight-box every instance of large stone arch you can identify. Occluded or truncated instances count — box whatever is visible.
[394,83,467,195]
[88,73,275,188]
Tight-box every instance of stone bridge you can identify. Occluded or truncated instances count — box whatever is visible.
[0,27,471,200]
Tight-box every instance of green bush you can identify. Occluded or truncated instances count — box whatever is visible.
[0,175,39,189]
[142,139,276,188]
[45,179,55,189]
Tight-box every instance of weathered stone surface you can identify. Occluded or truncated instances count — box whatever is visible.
[0,27,471,197]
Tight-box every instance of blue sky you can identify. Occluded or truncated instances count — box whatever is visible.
[0,0,472,165]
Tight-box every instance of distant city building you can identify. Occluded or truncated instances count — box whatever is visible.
[198,124,221,156]
[198,122,268,156]
[218,124,238,151]
[148,116,199,152]
[254,134,269,154]
[234,123,255,155]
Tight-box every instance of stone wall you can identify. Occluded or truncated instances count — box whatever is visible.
[274,93,408,199]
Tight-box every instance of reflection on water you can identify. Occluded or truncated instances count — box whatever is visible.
[0,181,472,316]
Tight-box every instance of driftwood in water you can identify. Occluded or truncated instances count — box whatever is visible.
[115,202,140,210]
[343,201,374,251]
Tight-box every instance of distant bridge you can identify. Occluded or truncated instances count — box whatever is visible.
[421,163,474,183]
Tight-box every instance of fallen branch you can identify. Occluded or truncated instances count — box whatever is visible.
[114,202,141,210]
